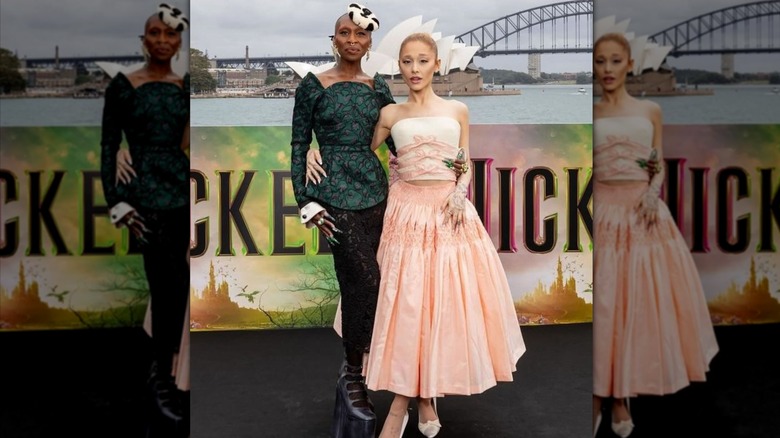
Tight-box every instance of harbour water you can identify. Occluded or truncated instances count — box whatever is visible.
[189,84,593,126]
[642,84,780,124]
[1,84,778,127]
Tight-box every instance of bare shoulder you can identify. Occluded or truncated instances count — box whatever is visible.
[643,101,663,128]
[446,99,469,123]
[448,98,469,113]
[380,103,407,128]
[125,69,146,87]
[380,102,400,119]
[640,99,662,117]
[315,69,336,87]
[314,71,328,83]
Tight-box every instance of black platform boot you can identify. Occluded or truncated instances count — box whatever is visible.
[147,360,184,423]
[331,361,377,438]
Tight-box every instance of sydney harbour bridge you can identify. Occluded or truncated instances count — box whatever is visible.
[21,1,780,76]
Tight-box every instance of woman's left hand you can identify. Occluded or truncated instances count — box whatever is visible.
[452,157,468,177]
[311,211,341,246]
[118,210,150,243]
[635,190,659,229]
[645,158,662,178]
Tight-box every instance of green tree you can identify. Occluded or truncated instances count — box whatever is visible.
[769,72,780,85]
[75,74,92,85]
[265,75,283,86]
[575,73,590,84]
[190,48,216,93]
[0,48,26,93]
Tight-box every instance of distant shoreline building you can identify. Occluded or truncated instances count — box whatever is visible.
[594,63,713,97]
[388,68,487,96]
[528,53,541,79]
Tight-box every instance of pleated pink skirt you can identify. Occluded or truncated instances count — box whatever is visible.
[364,181,526,398]
[592,181,719,398]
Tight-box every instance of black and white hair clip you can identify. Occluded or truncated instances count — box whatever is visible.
[347,3,379,32]
[158,3,189,32]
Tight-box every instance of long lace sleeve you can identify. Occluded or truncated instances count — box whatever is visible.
[638,159,664,215]
[99,76,126,208]
[290,73,321,208]
[449,158,472,211]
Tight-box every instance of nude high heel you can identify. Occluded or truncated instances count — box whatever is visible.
[417,398,441,437]
[610,398,634,438]
[400,412,409,438]
[593,412,602,438]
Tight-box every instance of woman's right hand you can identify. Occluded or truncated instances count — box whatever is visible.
[305,149,327,186]
[389,156,400,186]
[116,149,136,185]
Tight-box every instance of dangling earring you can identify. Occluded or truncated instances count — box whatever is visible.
[332,43,340,63]
[141,42,150,62]
[366,45,371,61]
[176,48,180,61]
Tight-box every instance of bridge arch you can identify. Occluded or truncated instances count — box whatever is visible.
[648,0,780,55]
[455,0,594,56]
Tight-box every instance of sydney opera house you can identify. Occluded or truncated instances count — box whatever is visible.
[285,15,520,96]
[592,16,712,96]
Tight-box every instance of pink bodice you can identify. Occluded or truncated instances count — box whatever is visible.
[390,117,461,182]
[594,116,655,182]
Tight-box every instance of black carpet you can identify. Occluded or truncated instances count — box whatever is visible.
[594,322,780,438]
[2,322,778,437]
[0,327,189,438]
[190,323,593,438]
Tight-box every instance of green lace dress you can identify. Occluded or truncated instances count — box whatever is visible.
[98,71,190,381]
[100,72,190,211]
[290,72,395,210]
[290,71,396,353]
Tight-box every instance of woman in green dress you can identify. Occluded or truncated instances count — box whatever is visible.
[290,4,393,437]
[100,3,190,429]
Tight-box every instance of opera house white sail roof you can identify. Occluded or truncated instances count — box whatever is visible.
[285,15,481,78]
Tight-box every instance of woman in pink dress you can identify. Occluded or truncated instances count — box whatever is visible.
[591,32,719,437]
[359,33,526,438]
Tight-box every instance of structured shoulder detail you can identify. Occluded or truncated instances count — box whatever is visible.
[373,74,394,106]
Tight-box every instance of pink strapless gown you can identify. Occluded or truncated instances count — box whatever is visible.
[360,116,526,398]
[592,116,718,398]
